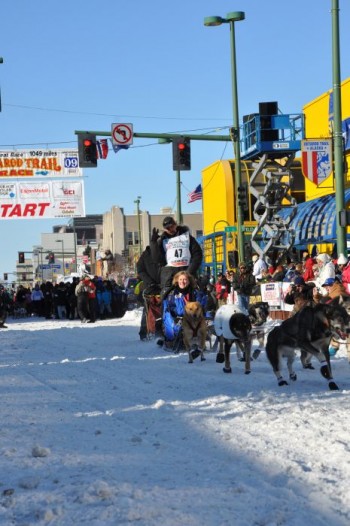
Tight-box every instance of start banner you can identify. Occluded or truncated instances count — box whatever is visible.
[0,180,85,219]
[0,149,82,178]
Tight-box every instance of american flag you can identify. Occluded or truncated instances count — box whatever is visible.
[188,184,202,203]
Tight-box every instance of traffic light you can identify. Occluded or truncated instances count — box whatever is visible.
[78,133,97,168]
[18,251,25,264]
[237,184,249,211]
[3,273,8,280]
[172,137,191,171]
[48,252,55,264]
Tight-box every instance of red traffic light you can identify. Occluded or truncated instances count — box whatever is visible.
[84,139,92,147]
[178,142,186,150]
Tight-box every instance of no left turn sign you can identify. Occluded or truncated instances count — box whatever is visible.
[111,123,133,146]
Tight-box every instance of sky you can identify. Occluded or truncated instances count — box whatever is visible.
[1,0,350,277]
[1,309,350,525]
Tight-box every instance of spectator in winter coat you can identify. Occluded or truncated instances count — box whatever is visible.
[215,273,230,307]
[75,277,90,323]
[336,253,350,290]
[252,254,267,281]
[41,282,54,319]
[67,278,79,320]
[317,277,349,301]
[100,249,114,277]
[150,216,203,297]
[31,284,44,316]
[0,285,11,328]
[284,276,317,313]
[53,282,68,319]
[136,246,161,296]
[85,277,97,323]
[303,255,316,281]
[96,280,113,320]
[270,265,285,282]
[15,285,27,308]
[232,262,256,312]
[315,253,335,291]
[136,245,162,341]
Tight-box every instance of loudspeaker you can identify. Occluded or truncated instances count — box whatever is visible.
[259,102,278,142]
[259,101,278,116]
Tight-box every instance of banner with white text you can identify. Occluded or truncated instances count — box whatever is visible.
[0,149,82,178]
[0,180,85,219]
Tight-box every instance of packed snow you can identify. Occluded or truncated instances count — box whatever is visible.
[1,310,350,526]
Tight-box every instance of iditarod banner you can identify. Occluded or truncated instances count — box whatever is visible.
[0,149,82,178]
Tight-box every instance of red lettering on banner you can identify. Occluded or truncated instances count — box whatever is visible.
[0,158,24,168]
[9,204,22,217]
[0,202,50,217]
[0,169,33,177]
[0,204,12,216]
[25,158,61,171]
[37,203,50,215]
[23,204,37,216]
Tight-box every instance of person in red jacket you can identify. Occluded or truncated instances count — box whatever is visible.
[302,253,316,282]
[215,273,230,307]
[84,277,97,323]
[337,253,350,293]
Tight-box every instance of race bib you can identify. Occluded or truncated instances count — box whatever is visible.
[163,232,191,267]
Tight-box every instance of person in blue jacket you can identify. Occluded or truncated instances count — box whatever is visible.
[160,270,207,346]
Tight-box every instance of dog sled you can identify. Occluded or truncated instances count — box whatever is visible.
[141,292,162,340]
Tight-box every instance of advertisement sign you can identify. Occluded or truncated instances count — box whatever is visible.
[0,180,85,219]
[261,282,293,311]
[0,149,82,178]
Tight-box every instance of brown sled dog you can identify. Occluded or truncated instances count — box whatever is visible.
[182,301,207,363]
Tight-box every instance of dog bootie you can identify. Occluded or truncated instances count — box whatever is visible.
[191,349,201,361]
[252,349,261,360]
[216,353,225,363]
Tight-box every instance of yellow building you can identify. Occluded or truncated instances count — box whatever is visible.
[302,77,350,199]
[200,78,350,273]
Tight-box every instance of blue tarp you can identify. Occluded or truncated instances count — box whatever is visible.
[278,189,350,247]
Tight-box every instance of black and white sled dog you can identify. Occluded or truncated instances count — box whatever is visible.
[266,302,349,390]
[214,304,252,374]
[248,301,270,359]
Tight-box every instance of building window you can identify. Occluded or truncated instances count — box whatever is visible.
[126,231,140,245]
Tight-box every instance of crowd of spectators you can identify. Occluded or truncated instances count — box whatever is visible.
[1,276,129,324]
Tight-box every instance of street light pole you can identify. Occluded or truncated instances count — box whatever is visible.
[134,196,142,257]
[331,0,346,256]
[176,169,183,224]
[204,11,245,263]
[56,239,64,276]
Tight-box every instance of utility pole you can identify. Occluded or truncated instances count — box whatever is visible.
[331,0,346,256]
